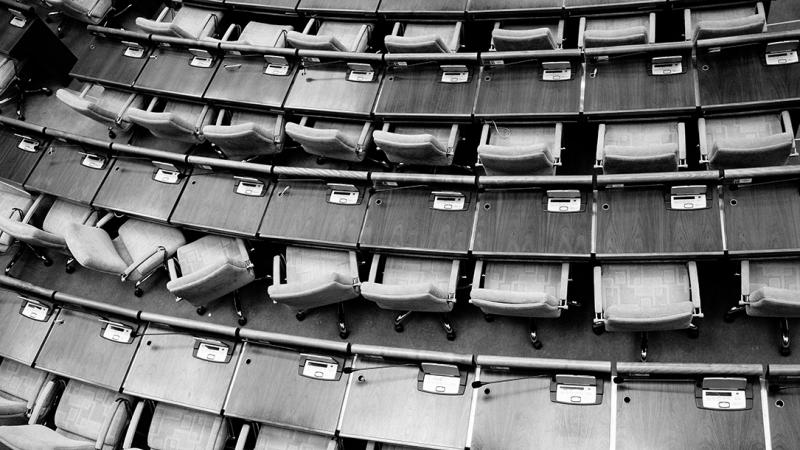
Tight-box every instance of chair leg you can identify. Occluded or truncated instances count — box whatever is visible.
[529,318,542,349]
[337,302,349,339]
[65,256,76,273]
[295,310,307,321]
[134,265,161,297]
[394,311,412,333]
[780,318,791,356]
[724,305,746,323]
[233,290,246,326]
[441,313,456,341]
[4,245,25,276]
[26,244,51,267]
[639,332,649,362]
[687,322,699,339]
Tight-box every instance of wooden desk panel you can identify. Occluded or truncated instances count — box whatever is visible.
[724,182,800,255]
[123,325,240,413]
[339,357,473,449]
[0,129,44,187]
[471,369,610,450]
[93,158,187,222]
[768,383,800,450]
[285,65,382,118]
[0,8,33,56]
[616,380,765,449]
[170,172,271,237]
[467,0,563,16]
[226,0,299,13]
[70,37,151,88]
[359,187,474,255]
[25,143,111,205]
[297,0,380,14]
[475,63,581,119]
[564,0,665,11]
[584,57,696,118]
[205,55,294,109]
[35,309,142,391]
[135,47,219,100]
[224,343,349,434]
[378,0,468,15]
[259,180,367,248]
[472,189,591,258]
[374,65,478,119]
[0,290,54,365]
[697,46,800,111]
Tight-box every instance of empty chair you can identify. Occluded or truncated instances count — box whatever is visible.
[63,217,186,296]
[596,121,686,174]
[46,0,116,25]
[287,19,372,53]
[203,109,285,160]
[227,21,294,47]
[699,111,795,169]
[477,123,562,175]
[593,262,702,361]
[0,197,99,275]
[361,254,460,340]
[726,259,800,356]
[286,118,373,163]
[268,246,360,339]
[687,3,766,41]
[579,13,655,48]
[127,98,213,144]
[0,359,50,426]
[238,423,337,450]
[374,123,460,167]
[122,402,227,450]
[135,5,222,39]
[0,183,35,254]
[56,83,143,139]
[470,261,572,349]
[0,379,131,449]
[490,20,563,51]
[167,235,255,325]
[385,21,462,53]
[0,56,51,121]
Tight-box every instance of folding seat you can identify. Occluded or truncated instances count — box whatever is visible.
[596,121,686,174]
[0,182,35,254]
[699,111,795,169]
[490,20,564,51]
[593,262,702,361]
[202,109,285,160]
[373,123,460,167]
[385,21,461,53]
[361,254,460,340]
[166,234,255,325]
[285,118,373,163]
[470,262,572,348]
[55,83,143,139]
[135,5,223,40]
[127,98,213,144]
[0,55,51,121]
[687,2,766,41]
[726,259,800,356]
[238,423,337,450]
[477,123,562,176]
[578,13,655,48]
[0,379,131,449]
[287,18,372,53]
[0,197,100,275]
[122,402,227,450]
[268,246,360,338]
[0,359,50,426]
[63,217,186,296]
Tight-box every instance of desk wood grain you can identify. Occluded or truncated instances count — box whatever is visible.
[697,46,800,111]
[378,0,468,15]
[616,380,765,449]
[123,325,240,413]
[226,0,299,13]
[374,65,478,119]
[471,368,610,450]
[564,0,665,10]
[224,343,348,434]
[285,64,382,118]
[0,290,54,365]
[259,180,367,248]
[205,55,294,109]
[339,357,473,449]
[135,47,219,100]
[93,158,187,222]
[170,172,271,237]
[297,0,380,14]
[70,37,151,88]
[596,187,723,258]
[467,0,563,15]
[25,143,111,205]
[768,384,800,450]
[724,182,800,254]
[35,309,142,391]
[0,129,44,187]
[472,189,591,257]
[359,187,473,255]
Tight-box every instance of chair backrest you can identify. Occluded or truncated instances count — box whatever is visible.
[54,381,130,449]
[0,359,47,410]
[373,131,450,166]
[147,403,227,450]
[478,143,554,176]
[254,425,336,450]
[492,27,556,51]
[285,122,363,162]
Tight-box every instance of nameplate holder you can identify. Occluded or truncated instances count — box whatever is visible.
[440,65,469,83]
[234,176,266,197]
[8,9,26,27]
[189,49,214,68]
[546,190,583,213]
[18,298,52,322]
[347,63,375,82]
[264,56,290,75]
[122,41,145,58]
[193,339,233,363]
[696,377,752,410]
[327,183,361,205]
[298,354,343,381]
[550,374,603,405]
[541,61,572,81]
[650,55,683,75]
[418,363,466,395]
[302,56,320,64]
[669,185,708,210]
[390,60,407,69]
[765,40,799,66]
[16,136,39,152]
[80,153,107,169]
[99,319,135,344]
[430,191,467,211]
[152,161,182,184]
[487,59,504,66]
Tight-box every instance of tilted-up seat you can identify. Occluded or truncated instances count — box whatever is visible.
[490,20,564,51]
[687,2,766,41]
[287,19,372,53]
[135,5,222,40]
[122,402,227,450]
[203,109,285,160]
[374,123,460,167]
[0,182,35,254]
[56,83,143,139]
[699,111,795,169]
[127,98,213,144]
[0,359,50,426]
[579,13,655,48]
[477,123,562,175]
[286,118,373,163]
[596,121,687,174]
[385,21,462,53]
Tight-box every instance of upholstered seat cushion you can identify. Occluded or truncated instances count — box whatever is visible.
[0,424,95,450]
[63,224,128,274]
[373,131,450,166]
[603,143,680,173]
[269,272,358,311]
[203,122,277,158]
[492,27,556,51]
[471,289,561,318]
[478,143,554,175]
[694,14,766,40]
[255,426,336,450]
[583,26,648,47]
[127,102,209,143]
[604,302,694,332]
[361,281,453,312]
[747,287,800,317]
[147,403,227,450]
[286,30,347,51]
[384,34,449,53]
[286,122,364,162]
[57,87,142,130]
[0,359,47,422]
[136,7,222,39]
[0,392,26,417]
[239,22,293,47]
[709,132,793,169]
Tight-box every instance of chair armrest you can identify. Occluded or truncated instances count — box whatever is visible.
[447,124,459,155]
[556,19,565,47]
[648,12,656,44]
[145,97,158,112]
[688,261,702,314]
[449,21,462,52]
[472,259,484,291]
[595,123,606,167]
[221,23,237,41]
[697,117,708,163]
[559,263,570,300]
[448,260,460,298]
[391,22,401,37]
[195,104,211,136]
[367,253,380,283]
[95,398,128,450]
[577,16,586,48]
[28,379,57,425]
[122,401,144,449]
[272,253,282,285]
[215,109,225,126]
[274,114,285,145]
[593,266,603,319]
[22,194,45,225]
[302,18,315,35]
[756,2,767,31]
[677,122,687,167]
[95,212,115,229]
[167,258,179,281]
[234,423,250,450]
[479,123,490,145]
[357,122,373,155]
[553,122,563,165]
[381,122,391,133]
[155,6,169,23]
[780,111,797,156]
[348,251,360,283]
[684,8,692,40]
[740,260,750,302]
[116,93,139,124]
[120,245,167,282]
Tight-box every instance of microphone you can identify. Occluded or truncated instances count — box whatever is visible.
[471,374,551,395]
[343,363,418,383]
